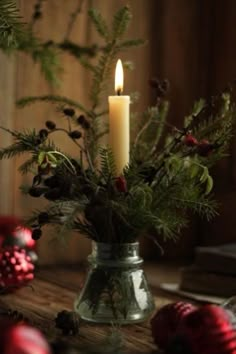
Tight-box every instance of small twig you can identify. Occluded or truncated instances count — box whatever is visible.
[48,128,94,171]
[64,0,85,41]
[133,118,152,148]
[0,126,16,136]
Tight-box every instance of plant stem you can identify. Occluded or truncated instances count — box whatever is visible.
[64,0,85,40]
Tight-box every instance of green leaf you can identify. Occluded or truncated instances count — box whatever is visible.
[200,166,209,183]
[189,163,199,178]
[205,175,213,195]
[38,151,46,165]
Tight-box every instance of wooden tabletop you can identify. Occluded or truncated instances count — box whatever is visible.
[0,262,186,353]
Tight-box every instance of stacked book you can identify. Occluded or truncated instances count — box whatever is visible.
[179,244,236,297]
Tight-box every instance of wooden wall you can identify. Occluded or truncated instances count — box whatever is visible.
[0,0,236,263]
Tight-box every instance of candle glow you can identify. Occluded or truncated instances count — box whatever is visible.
[115,59,124,94]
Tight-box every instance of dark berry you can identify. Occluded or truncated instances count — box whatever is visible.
[32,228,42,240]
[63,108,75,117]
[44,188,62,200]
[45,120,56,130]
[184,134,198,147]
[77,115,90,130]
[82,120,90,130]
[77,115,86,125]
[35,137,42,145]
[149,78,170,97]
[33,11,42,20]
[38,212,49,224]
[197,139,214,157]
[44,175,59,188]
[68,130,82,139]
[29,187,45,197]
[39,129,48,139]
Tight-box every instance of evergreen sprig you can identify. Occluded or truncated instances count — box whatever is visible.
[0,0,25,48]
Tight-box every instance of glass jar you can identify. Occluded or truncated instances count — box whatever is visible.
[74,242,155,324]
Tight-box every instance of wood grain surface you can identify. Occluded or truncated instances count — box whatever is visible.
[0,263,183,353]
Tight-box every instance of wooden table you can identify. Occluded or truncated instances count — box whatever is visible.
[0,262,186,353]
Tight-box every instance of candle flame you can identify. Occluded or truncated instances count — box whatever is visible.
[115,59,123,95]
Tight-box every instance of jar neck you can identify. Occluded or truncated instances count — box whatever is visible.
[89,242,143,267]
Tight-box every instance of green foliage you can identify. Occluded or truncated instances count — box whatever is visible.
[88,8,109,41]
[0,0,25,48]
[0,4,235,248]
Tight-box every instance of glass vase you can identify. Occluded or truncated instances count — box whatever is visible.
[74,242,155,324]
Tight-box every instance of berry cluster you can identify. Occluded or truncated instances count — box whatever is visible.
[183,133,217,157]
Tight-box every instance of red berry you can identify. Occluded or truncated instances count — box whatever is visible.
[115,176,127,193]
[197,139,214,157]
[168,305,236,354]
[184,134,198,147]
[150,301,196,350]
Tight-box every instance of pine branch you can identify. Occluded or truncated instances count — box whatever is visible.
[99,147,116,181]
[112,5,132,40]
[0,128,40,159]
[19,155,38,174]
[0,0,26,48]
[88,8,109,42]
[16,95,91,116]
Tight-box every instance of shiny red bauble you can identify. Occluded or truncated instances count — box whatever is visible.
[0,246,34,291]
[0,320,51,354]
[167,305,236,354]
[150,301,196,350]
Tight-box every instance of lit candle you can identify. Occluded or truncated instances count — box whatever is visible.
[108,59,130,175]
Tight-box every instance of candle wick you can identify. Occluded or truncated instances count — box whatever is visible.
[117,88,121,96]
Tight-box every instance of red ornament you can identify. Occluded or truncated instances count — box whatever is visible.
[0,246,34,292]
[115,176,127,193]
[0,320,51,354]
[150,301,196,350]
[2,225,36,251]
[168,305,236,354]
[184,134,198,147]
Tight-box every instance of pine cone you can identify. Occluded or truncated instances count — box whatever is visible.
[55,310,80,335]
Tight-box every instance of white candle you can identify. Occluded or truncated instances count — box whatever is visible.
[108,59,130,175]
